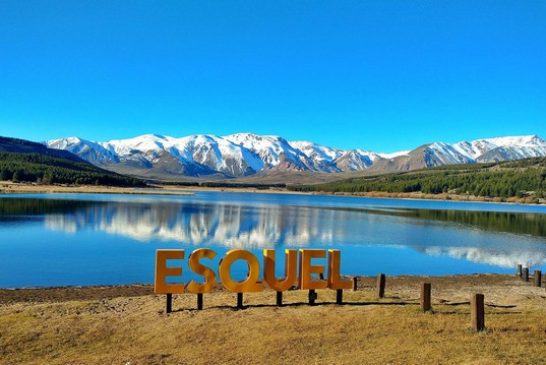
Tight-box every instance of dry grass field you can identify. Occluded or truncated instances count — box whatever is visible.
[1,275,546,365]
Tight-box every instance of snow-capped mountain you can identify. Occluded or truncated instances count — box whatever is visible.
[45,133,546,179]
[49,134,265,177]
[452,135,546,162]
[424,142,475,166]
[225,133,313,171]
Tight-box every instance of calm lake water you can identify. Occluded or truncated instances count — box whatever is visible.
[1,191,546,288]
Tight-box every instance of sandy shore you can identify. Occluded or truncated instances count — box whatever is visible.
[0,181,195,196]
[0,181,301,196]
[1,181,544,205]
[322,190,546,205]
[2,274,545,364]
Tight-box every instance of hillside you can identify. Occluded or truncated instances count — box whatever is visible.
[0,136,84,161]
[288,158,546,200]
[0,137,146,187]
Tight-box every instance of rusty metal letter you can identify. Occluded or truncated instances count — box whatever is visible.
[186,248,217,294]
[218,249,264,292]
[263,249,297,291]
[298,249,328,290]
[155,249,185,294]
[327,249,352,290]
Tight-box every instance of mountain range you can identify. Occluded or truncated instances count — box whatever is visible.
[45,133,546,181]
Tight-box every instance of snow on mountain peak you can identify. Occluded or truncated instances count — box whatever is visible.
[451,135,546,161]
[224,133,310,169]
[288,140,341,161]
[377,150,410,159]
[480,135,543,147]
[45,133,546,178]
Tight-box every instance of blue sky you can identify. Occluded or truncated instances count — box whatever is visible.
[0,1,545,152]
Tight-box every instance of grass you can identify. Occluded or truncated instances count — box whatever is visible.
[1,275,545,364]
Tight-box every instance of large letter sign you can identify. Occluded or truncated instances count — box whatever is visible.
[154,248,351,307]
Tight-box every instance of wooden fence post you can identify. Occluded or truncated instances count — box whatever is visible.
[517,264,523,277]
[237,292,244,309]
[534,270,542,287]
[377,273,386,298]
[471,293,485,332]
[352,277,358,291]
[523,267,529,282]
[308,289,317,305]
[197,293,203,310]
[336,289,343,304]
[421,282,432,312]
[166,293,172,314]
[276,291,283,306]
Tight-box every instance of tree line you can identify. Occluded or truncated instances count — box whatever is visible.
[289,158,546,199]
[0,152,145,187]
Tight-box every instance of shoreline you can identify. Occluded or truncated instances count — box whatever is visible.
[1,181,545,206]
[0,273,533,308]
[0,181,194,196]
[306,190,546,205]
[1,180,545,208]
[0,273,516,292]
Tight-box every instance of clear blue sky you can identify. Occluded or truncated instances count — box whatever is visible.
[1,1,545,152]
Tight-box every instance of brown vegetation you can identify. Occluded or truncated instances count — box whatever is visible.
[1,274,545,364]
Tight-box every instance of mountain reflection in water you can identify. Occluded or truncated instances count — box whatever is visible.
[1,195,546,270]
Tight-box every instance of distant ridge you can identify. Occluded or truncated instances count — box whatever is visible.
[0,136,145,187]
[0,136,84,162]
[45,133,546,180]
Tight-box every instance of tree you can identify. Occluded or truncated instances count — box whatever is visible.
[0,169,12,181]
[12,170,24,182]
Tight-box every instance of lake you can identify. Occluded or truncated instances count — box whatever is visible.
[1,191,546,288]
